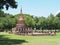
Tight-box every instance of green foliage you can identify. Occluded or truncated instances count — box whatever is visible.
[0,10,17,31]
[0,0,17,10]
[0,10,60,31]
[56,12,60,17]
[24,14,35,27]
[47,14,55,29]
[38,17,47,29]
[0,9,5,17]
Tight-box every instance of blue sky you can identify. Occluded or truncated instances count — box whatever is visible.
[3,0,60,17]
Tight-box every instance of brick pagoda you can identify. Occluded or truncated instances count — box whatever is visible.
[12,7,32,35]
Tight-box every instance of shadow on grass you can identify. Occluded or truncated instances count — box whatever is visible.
[0,35,27,45]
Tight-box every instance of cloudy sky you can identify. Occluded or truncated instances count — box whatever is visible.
[3,0,60,17]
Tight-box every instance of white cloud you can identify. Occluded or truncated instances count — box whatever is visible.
[56,10,60,15]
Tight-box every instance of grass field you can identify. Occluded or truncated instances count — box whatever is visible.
[0,32,60,45]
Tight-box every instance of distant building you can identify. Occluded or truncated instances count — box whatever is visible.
[12,7,32,35]
[12,7,55,36]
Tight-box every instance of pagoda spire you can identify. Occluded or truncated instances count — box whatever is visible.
[20,6,22,15]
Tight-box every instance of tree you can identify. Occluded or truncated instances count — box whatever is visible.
[53,17,60,29]
[0,9,5,17]
[0,20,4,31]
[0,0,17,10]
[47,13,55,29]
[3,14,16,30]
[38,17,47,30]
[24,14,35,27]
[34,16,39,29]
[56,12,60,17]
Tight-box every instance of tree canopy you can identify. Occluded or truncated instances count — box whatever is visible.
[0,0,17,10]
[0,10,60,31]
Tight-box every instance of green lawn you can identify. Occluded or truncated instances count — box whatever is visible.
[0,32,60,45]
